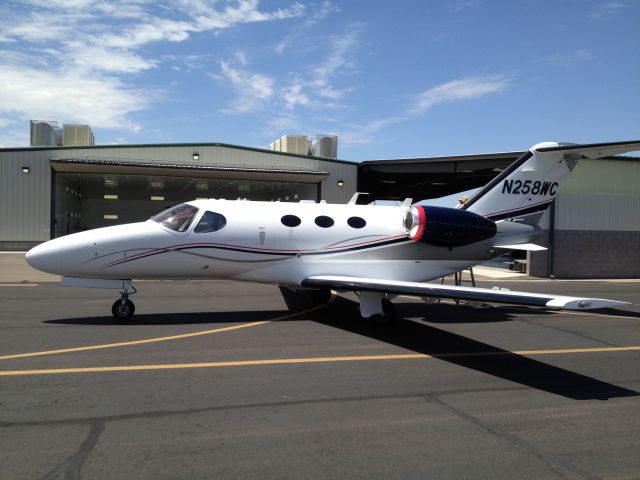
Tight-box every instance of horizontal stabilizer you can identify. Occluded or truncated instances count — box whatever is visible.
[536,140,640,159]
[302,275,629,310]
[494,243,547,251]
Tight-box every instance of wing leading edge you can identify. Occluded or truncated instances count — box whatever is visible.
[302,275,629,310]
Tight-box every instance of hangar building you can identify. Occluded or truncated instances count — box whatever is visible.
[1,142,638,278]
[0,143,356,249]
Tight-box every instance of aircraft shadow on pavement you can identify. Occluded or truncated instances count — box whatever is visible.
[44,310,290,326]
[312,297,638,401]
[392,301,522,323]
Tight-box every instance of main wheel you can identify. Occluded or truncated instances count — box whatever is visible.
[112,299,135,321]
[370,298,396,326]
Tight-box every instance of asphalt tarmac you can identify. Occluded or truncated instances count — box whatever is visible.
[1,277,639,480]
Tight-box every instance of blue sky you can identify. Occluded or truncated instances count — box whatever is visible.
[1,0,639,160]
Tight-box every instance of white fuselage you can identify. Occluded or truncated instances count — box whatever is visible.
[26,199,536,285]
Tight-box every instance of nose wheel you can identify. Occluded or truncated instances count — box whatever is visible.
[111,287,137,321]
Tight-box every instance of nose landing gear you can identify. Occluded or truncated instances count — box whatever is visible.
[112,286,137,321]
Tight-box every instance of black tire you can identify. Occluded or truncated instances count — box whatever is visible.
[112,299,135,321]
[370,298,396,326]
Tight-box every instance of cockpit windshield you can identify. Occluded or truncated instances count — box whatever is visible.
[151,204,199,232]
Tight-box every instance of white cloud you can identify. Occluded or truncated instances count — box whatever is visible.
[341,76,510,146]
[547,50,593,68]
[215,22,362,115]
[450,0,482,13]
[0,12,91,43]
[410,76,509,115]
[65,42,157,74]
[98,18,194,50]
[266,115,301,132]
[0,62,151,130]
[5,2,314,144]
[217,59,274,113]
[340,130,376,147]
[282,80,312,109]
[274,24,363,115]
[310,28,361,99]
[305,0,340,27]
[589,2,634,18]
[190,0,305,30]
[0,0,306,136]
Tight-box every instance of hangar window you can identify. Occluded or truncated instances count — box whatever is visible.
[151,203,199,232]
[315,215,334,228]
[347,216,366,229]
[194,211,227,233]
[281,215,301,227]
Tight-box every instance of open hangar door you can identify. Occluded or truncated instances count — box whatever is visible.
[51,159,326,238]
[357,152,520,204]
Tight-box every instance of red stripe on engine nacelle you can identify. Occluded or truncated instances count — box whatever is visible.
[412,206,426,241]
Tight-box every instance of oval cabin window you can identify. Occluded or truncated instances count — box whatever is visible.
[281,215,301,227]
[314,215,334,228]
[347,216,366,229]
[194,211,227,233]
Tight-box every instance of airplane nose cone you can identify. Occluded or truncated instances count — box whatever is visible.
[26,242,62,274]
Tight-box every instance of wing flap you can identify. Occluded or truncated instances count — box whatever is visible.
[302,275,629,310]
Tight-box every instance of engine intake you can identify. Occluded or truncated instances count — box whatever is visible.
[406,205,496,247]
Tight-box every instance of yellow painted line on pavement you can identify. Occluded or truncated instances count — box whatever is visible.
[0,321,270,361]
[1,345,639,376]
[0,300,331,361]
[0,283,39,287]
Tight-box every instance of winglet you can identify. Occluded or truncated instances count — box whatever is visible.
[546,297,630,310]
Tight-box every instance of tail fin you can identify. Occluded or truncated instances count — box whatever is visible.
[462,140,640,222]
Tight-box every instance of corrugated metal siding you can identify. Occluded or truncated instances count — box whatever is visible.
[49,145,338,170]
[561,158,640,196]
[1,145,358,242]
[555,158,640,231]
[319,160,357,204]
[555,195,640,231]
[536,158,640,232]
[0,151,51,241]
[48,145,358,204]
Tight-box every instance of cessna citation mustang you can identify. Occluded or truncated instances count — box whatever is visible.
[27,140,639,322]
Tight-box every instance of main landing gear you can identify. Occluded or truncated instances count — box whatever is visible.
[358,292,396,326]
[111,286,137,321]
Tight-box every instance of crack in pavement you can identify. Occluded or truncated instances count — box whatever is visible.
[2,388,528,429]
[38,422,105,480]
[427,392,601,480]
[6,387,616,480]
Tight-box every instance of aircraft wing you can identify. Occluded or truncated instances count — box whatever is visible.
[301,275,629,310]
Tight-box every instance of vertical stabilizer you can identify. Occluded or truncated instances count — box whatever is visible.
[462,140,640,223]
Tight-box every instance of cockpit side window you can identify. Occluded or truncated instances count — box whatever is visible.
[194,211,227,233]
[151,204,199,232]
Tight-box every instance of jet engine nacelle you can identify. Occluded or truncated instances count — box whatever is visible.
[406,205,497,247]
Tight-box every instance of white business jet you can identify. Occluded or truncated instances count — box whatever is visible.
[26,140,639,322]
